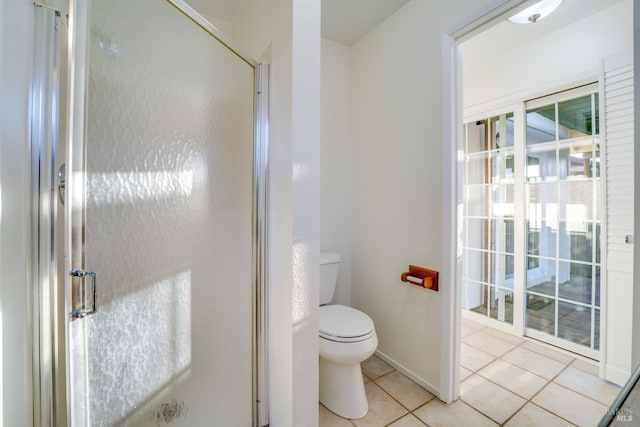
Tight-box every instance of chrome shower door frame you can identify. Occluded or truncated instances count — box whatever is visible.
[30,0,270,425]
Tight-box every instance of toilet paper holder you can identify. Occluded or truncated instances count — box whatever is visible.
[401,265,438,291]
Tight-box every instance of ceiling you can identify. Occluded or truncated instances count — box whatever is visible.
[184,0,411,45]
[321,0,410,46]
[464,0,626,49]
[184,0,624,47]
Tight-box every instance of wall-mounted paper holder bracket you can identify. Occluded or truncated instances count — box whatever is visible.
[401,265,438,291]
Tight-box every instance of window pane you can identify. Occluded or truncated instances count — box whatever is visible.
[467,151,492,185]
[492,149,515,181]
[464,249,487,284]
[528,182,557,259]
[503,219,515,255]
[463,280,487,315]
[465,185,489,217]
[558,95,595,139]
[489,286,514,324]
[558,301,591,347]
[526,146,557,181]
[466,120,489,153]
[595,308,600,350]
[467,218,515,254]
[596,223,601,264]
[465,218,487,251]
[527,263,555,296]
[492,184,514,216]
[559,221,593,263]
[593,142,601,177]
[558,261,592,304]
[527,104,556,145]
[527,294,555,335]
[491,252,515,285]
[595,266,601,308]
[559,138,596,179]
[594,93,600,135]
[491,113,515,148]
[559,181,593,222]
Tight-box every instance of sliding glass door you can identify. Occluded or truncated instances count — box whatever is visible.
[524,89,601,356]
[462,113,516,324]
[462,85,601,358]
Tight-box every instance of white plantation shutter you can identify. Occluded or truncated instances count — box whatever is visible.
[604,62,634,385]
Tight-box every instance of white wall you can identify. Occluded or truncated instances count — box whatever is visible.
[320,37,352,305]
[349,0,495,394]
[463,0,633,108]
[0,0,33,425]
[232,1,320,425]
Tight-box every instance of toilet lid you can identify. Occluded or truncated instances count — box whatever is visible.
[319,304,375,341]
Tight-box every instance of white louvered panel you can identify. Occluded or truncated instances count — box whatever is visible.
[605,67,633,80]
[605,65,633,78]
[606,126,634,137]
[606,101,634,115]
[607,212,634,222]
[607,117,634,130]
[604,63,634,385]
[607,143,634,154]
[606,73,633,86]
[605,78,633,93]
[607,168,634,181]
[605,63,634,264]
[606,89,634,101]
[606,108,634,121]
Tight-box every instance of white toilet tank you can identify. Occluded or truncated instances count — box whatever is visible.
[319,251,340,305]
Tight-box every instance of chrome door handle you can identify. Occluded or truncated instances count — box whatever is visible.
[57,163,65,205]
[71,269,97,319]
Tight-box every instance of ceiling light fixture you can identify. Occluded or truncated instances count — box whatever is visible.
[508,0,563,24]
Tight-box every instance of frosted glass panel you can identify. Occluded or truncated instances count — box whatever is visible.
[70,0,255,425]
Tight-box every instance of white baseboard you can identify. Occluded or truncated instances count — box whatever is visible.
[605,364,631,387]
[373,350,441,400]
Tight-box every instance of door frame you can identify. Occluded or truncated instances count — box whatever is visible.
[441,0,617,402]
[441,0,538,404]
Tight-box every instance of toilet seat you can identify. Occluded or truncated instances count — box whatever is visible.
[319,304,375,343]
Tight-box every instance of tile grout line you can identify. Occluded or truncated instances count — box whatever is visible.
[462,331,615,426]
[371,370,435,426]
[327,335,607,427]
[461,338,582,426]
[502,353,610,426]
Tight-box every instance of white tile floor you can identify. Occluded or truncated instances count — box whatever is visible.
[320,318,621,427]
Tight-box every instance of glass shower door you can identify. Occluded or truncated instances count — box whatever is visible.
[66,1,257,425]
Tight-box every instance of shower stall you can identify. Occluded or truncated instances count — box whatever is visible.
[31,0,268,425]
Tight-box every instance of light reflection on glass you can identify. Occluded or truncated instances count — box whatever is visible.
[88,171,194,205]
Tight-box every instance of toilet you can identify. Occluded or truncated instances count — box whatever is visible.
[319,251,378,419]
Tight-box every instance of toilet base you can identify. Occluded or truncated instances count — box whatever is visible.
[319,357,368,419]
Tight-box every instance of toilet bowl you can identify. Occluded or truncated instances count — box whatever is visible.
[318,251,378,419]
[319,304,378,419]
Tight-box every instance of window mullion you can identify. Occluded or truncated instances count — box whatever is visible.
[513,104,527,334]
